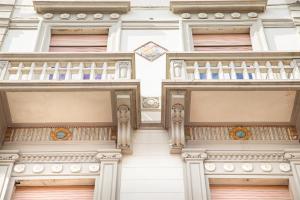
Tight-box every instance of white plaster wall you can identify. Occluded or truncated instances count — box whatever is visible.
[121,29,182,97]
[120,129,185,200]
[1,29,37,52]
[264,28,300,51]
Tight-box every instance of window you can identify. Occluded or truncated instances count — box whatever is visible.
[49,28,108,52]
[209,178,292,200]
[193,33,252,51]
[11,179,95,200]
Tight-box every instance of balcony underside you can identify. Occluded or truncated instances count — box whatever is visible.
[162,81,300,127]
[0,81,140,128]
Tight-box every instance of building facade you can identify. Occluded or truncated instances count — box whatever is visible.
[0,0,300,199]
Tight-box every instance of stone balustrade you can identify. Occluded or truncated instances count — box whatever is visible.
[0,53,134,82]
[188,126,298,141]
[167,52,300,81]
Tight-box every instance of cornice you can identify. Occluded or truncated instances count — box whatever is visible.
[33,0,131,14]
[170,0,267,14]
[0,150,19,163]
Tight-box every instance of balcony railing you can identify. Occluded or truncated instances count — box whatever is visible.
[167,52,300,81]
[0,53,135,82]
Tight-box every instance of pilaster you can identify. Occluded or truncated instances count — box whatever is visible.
[0,150,19,200]
[182,149,208,200]
[284,149,300,200]
[95,150,122,200]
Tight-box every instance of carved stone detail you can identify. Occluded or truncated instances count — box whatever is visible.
[0,153,19,162]
[117,104,132,152]
[279,163,291,172]
[142,97,160,109]
[170,103,185,152]
[52,164,63,173]
[207,152,285,161]
[33,164,44,173]
[96,152,122,161]
[242,163,253,172]
[70,164,81,173]
[14,164,26,173]
[261,164,272,172]
[223,164,235,172]
[204,163,216,172]
[182,152,208,160]
[89,164,100,172]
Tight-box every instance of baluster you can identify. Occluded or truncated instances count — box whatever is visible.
[254,61,261,80]
[189,127,194,140]
[229,61,237,80]
[65,62,72,80]
[78,62,84,80]
[16,62,24,80]
[205,62,212,80]
[291,60,300,79]
[193,62,200,80]
[102,62,108,80]
[242,61,249,80]
[28,62,36,80]
[0,61,9,80]
[100,128,104,140]
[278,61,287,80]
[52,62,60,80]
[266,61,274,80]
[40,62,48,80]
[108,128,112,140]
[217,62,224,80]
[90,62,96,80]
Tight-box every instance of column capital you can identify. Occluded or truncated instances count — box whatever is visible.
[96,150,122,162]
[0,150,19,163]
[182,149,207,161]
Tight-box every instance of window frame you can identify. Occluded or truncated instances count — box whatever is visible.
[181,19,269,51]
[35,21,121,52]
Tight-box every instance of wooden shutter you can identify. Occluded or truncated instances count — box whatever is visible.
[12,185,94,200]
[210,185,292,200]
[193,33,252,51]
[49,34,108,52]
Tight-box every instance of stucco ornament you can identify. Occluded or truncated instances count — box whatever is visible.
[76,13,87,19]
[215,13,225,19]
[181,13,191,19]
[110,13,120,19]
[198,13,208,19]
[223,164,235,172]
[43,13,54,19]
[33,164,44,173]
[89,164,100,172]
[261,164,272,172]
[248,12,258,18]
[142,97,160,109]
[279,163,291,172]
[94,13,103,19]
[60,13,70,19]
[205,163,216,172]
[70,164,81,173]
[231,12,241,19]
[14,164,26,173]
[242,163,253,172]
[52,164,63,173]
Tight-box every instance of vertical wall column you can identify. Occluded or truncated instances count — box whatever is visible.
[95,150,122,200]
[0,150,19,200]
[182,149,209,200]
[284,150,300,199]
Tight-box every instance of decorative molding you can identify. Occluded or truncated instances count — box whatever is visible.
[95,152,122,161]
[33,0,130,14]
[142,97,160,110]
[0,151,19,163]
[4,127,114,143]
[41,12,121,21]
[19,152,98,163]
[182,152,208,161]
[188,126,298,142]
[135,41,167,62]
[170,0,267,13]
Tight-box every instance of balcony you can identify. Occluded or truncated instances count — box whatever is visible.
[0,53,140,153]
[162,52,300,152]
[170,0,268,13]
[33,0,131,13]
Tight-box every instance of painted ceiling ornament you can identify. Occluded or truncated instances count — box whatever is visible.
[50,128,72,141]
[229,127,251,140]
[135,41,168,62]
